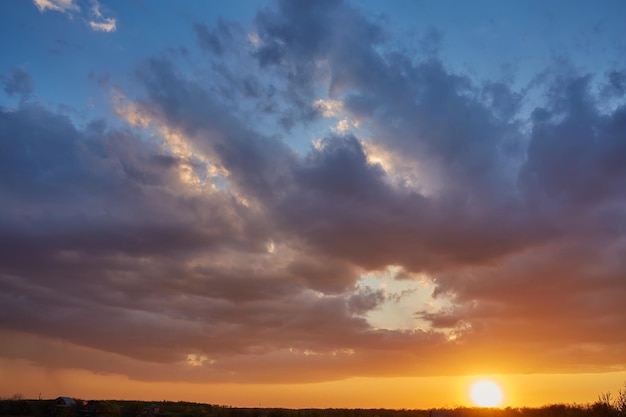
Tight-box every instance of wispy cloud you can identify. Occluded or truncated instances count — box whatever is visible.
[32,0,116,32]
[88,0,116,32]
[33,0,79,14]
[88,17,116,32]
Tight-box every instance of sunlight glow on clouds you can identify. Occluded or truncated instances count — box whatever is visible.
[186,354,213,367]
[112,90,230,191]
[355,266,456,334]
[314,99,344,117]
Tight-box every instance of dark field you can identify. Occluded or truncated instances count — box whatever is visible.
[1,394,625,417]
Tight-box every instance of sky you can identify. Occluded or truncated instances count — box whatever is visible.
[1,0,626,409]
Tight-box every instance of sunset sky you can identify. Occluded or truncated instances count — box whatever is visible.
[1,0,626,409]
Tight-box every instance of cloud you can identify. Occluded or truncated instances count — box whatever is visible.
[3,0,626,384]
[89,18,116,32]
[348,286,385,316]
[33,0,78,14]
[32,0,116,32]
[3,68,34,99]
[194,20,232,55]
[88,0,116,32]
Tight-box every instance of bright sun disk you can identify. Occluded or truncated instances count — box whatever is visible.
[470,379,503,407]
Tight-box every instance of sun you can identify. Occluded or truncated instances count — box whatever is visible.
[470,379,503,407]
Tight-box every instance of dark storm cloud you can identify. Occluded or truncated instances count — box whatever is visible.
[138,0,626,375]
[424,74,626,370]
[0,103,282,365]
[0,101,390,378]
[522,75,626,208]
[1,0,626,383]
[136,57,298,200]
[252,0,385,123]
[136,53,532,273]
[254,0,524,196]
[0,104,268,258]
[286,256,361,293]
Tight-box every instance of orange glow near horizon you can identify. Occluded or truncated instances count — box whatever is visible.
[1,359,626,409]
